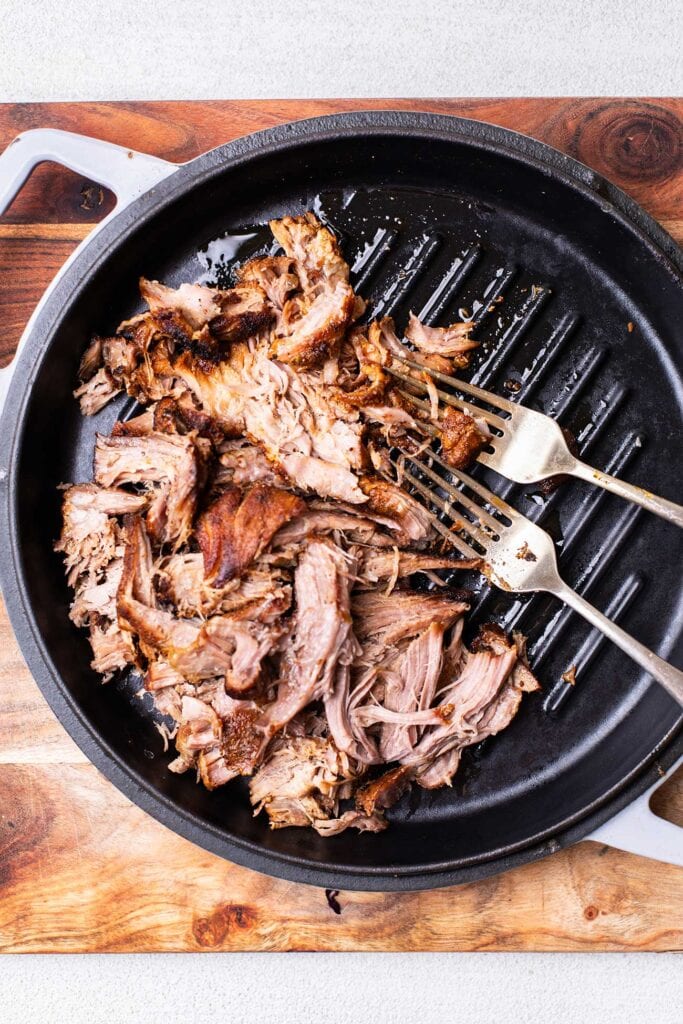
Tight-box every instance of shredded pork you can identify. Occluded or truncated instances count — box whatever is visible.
[57,211,538,836]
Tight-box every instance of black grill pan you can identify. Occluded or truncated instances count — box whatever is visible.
[0,111,680,890]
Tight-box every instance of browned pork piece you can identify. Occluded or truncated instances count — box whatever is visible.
[334,328,389,408]
[249,735,354,830]
[273,508,395,548]
[94,431,208,546]
[207,286,274,345]
[217,699,267,780]
[274,452,366,504]
[366,317,453,376]
[74,368,120,415]
[269,212,349,292]
[175,694,221,761]
[167,684,269,785]
[88,621,137,677]
[55,484,148,677]
[111,408,156,437]
[150,394,224,444]
[440,405,489,470]
[249,733,387,835]
[171,339,368,504]
[271,281,357,366]
[215,439,283,486]
[360,478,435,545]
[472,623,541,696]
[312,811,388,836]
[171,694,239,789]
[140,278,273,345]
[196,483,305,586]
[117,516,280,692]
[69,556,124,628]
[98,312,179,405]
[144,659,185,692]
[267,214,359,366]
[355,765,413,817]
[291,479,436,548]
[73,336,122,414]
[405,311,478,364]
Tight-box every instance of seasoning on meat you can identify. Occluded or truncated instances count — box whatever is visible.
[440,405,489,470]
[196,484,305,586]
[355,765,413,816]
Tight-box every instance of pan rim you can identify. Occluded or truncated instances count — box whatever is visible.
[1,108,681,890]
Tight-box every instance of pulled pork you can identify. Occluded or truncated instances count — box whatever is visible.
[57,210,538,836]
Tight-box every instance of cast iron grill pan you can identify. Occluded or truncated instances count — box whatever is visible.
[4,115,682,888]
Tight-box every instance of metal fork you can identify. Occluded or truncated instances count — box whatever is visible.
[392,446,683,708]
[387,354,683,528]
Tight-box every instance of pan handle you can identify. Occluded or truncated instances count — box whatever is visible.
[585,755,682,866]
[0,127,176,216]
[0,128,177,416]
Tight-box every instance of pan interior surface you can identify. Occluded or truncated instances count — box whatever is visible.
[10,125,683,882]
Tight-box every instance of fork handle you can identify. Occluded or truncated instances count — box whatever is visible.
[553,580,683,707]
[571,460,683,528]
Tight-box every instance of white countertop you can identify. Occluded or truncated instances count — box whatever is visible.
[1,2,681,1021]
[1,0,681,99]
[2,951,683,1024]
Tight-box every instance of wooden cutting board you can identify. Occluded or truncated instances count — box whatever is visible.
[0,99,681,953]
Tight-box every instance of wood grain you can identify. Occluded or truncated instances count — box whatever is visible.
[0,757,681,953]
[0,100,681,953]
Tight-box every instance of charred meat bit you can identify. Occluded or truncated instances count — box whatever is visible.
[440,406,489,470]
[355,766,413,816]
[271,281,356,367]
[196,484,306,586]
[208,285,274,345]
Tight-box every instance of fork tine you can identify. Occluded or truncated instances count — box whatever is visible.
[443,459,523,522]
[475,450,497,470]
[391,350,520,415]
[396,388,437,418]
[392,462,484,559]
[387,365,507,429]
[400,448,502,535]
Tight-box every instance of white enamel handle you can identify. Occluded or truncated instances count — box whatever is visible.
[586,755,682,865]
[0,128,178,415]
